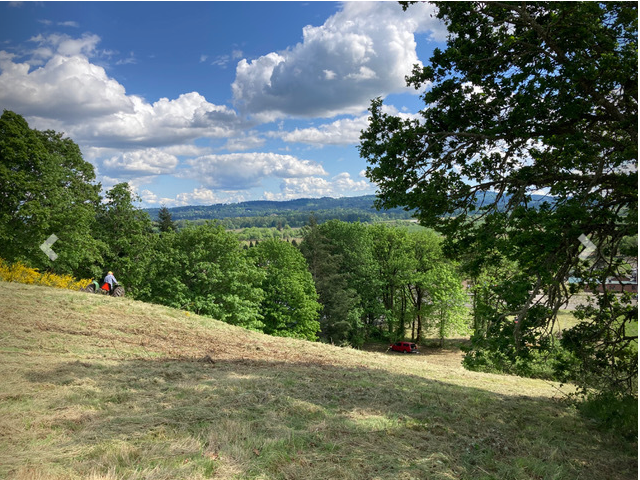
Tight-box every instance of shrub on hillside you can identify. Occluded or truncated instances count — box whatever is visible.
[0,258,91,290]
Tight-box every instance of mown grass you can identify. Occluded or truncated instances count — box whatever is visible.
[0,281,636,480]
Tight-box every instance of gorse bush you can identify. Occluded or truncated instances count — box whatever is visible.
[0,258,91,290]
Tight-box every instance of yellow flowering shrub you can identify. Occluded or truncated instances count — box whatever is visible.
[0,258,92,291]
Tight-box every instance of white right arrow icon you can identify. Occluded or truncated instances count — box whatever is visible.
[578,234,597,260]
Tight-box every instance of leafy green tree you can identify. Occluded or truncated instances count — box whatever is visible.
[360,2,637,395]
[403,230,469,346]
[406,230,443,343]
[157,205,176,233]
[300,219,367,345]
[423,261,468,348]
[369,224,415,338]
[619,235,637,258]
[250,239,321,341]
[95,183,155,296]
[0,110,102,277]
[559,291,638,397]
[142,222,265,330]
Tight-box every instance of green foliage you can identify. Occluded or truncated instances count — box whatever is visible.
[558,291,638,397]
[577,391,638,440]
[360,2,638,397]
[619,234,638,258]
[463,341,567,381]
[141,222,265,331]
[300,220,470,346]
[147,195,415,228]
[95,183,156,297]
[235,225,302,242]
[300,219,372,346]
[0,110,102,278]
[249,239,321,341]
[369,224,425,339]
[424,261,469,346]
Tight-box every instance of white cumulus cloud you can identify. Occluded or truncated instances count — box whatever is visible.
[69,92,243,148]
[0,34,246,148]
[176,187,245,206]
[278,115,370,146]
[275,105,422,146]
[28,32,101,63]
[222,132,266,151]
[0,53,132,121]
[265,171,373,201]
[231,1,444,119]
[102,148,179,176]
[140,187,246,207]
[185,152,328,190]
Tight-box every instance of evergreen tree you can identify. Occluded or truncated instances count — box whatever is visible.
[300,218,362,345]
[157,204,176,233]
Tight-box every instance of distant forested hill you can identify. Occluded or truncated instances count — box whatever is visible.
[145,193,553,229]
[145,195,414,228]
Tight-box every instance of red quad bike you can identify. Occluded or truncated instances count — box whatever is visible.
[82,280,125,297]
[388,341,419,354]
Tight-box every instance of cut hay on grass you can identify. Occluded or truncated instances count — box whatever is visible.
[0,281,636,480]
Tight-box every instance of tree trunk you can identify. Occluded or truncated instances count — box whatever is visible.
[415,288,423,343]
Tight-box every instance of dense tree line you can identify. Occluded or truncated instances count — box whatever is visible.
[173,210,403,229]
[149,191,552,230]
[299,218,467,346]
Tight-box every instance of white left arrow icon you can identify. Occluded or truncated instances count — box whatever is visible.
[40,234,59,261]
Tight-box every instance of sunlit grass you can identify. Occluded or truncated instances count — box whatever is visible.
[0,281,636,479]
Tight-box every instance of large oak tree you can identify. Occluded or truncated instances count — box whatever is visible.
[360,2,637,395]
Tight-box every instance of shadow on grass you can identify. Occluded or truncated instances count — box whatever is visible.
[20,356,638,480]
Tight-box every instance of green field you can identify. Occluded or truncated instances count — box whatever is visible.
[0,282,636,480]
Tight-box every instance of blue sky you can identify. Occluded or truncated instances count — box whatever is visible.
[0,1,447,207]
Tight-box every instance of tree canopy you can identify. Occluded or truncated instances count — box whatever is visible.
[360,2,637,396]
[249,239,321,341]
[141,223,266,330]
[0,110,102,277]
[96,183,156,297]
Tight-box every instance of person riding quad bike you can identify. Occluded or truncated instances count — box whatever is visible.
[102,271,118,293]
[82,271,125,297]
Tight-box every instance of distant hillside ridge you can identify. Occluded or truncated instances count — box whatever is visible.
[145,195,414,225]
[145,193,554,225]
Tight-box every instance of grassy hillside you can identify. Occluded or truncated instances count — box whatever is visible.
[0,282,636,480]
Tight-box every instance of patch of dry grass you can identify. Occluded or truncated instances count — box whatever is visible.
[0,281,636,480]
